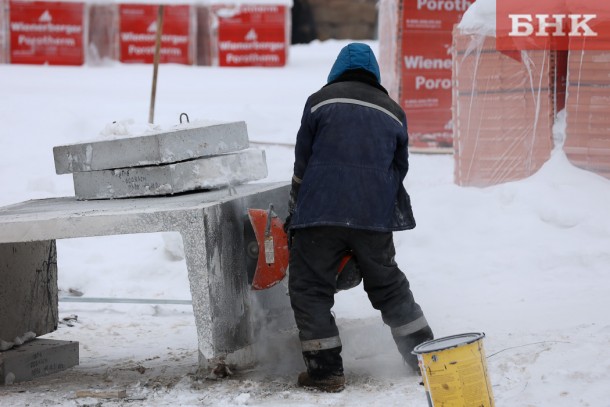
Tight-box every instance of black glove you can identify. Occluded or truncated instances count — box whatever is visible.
[288,176,300,213]
[284,175,301,247]
[283,213,292,235]
[284,176,301,232]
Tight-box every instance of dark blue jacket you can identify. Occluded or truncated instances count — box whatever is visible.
[290,43,415,232]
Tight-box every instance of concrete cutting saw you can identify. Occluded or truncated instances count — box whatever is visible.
[246,205,362,291]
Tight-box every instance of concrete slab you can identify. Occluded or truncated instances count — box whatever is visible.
[72,149,268,200]
[0,182,293,370]
[53,121,249,174]
[0,241,58,343]
[0,339,79,385]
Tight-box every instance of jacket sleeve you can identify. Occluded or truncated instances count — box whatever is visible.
[293,100,315,183]
[393,118,410,182]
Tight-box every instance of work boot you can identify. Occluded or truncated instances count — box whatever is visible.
[297,371,346,392]
[298,346,345,392]
[393,325,434,374]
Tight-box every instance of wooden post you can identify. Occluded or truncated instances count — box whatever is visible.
[149,4,165,124]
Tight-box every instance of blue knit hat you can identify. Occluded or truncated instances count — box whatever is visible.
[327,43,381,84]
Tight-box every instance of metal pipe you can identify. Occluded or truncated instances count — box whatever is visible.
[59,297,191,305]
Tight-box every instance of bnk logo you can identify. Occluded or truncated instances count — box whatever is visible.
[509,14,597,37]
[497,0,610,50]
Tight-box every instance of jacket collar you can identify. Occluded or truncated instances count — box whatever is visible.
[324,69,389,95]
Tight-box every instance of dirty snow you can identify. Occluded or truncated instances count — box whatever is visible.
[0,39,609,406]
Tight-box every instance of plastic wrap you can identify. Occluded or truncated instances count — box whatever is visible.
[378,0,400,102]
[0,0,6,64]
[452,29,558,187]
[87,2,118,64]
[563,50,610,180]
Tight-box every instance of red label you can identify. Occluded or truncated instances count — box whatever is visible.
[214,4,287,67]
[401,1,474,149]
[119,4,191,64]
[407,109,454,148]
[497,0,610,50]
[402,31,453,73]
[404,0,474,31]
[9,0,84,65]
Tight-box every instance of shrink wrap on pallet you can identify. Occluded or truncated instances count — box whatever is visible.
[452,30,561,187]
[564,50,610,180]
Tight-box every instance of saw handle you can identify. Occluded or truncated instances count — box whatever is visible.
[265,204,274,238]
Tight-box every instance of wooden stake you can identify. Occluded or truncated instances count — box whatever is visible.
[148,4,165,124]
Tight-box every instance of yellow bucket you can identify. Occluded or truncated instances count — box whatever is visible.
[413,332,494,407]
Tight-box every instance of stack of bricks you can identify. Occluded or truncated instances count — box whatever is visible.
[1,1,290,67]
[452,30,557,187]
[563,50,610,180]
[53,122,268,200]
[378,0,474,151]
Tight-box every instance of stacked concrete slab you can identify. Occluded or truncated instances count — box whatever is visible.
[452,31,557,187]
[1,339,79,385]
[53,121,269,200]
[564,50,610,180]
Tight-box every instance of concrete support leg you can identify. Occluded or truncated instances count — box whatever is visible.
[180,218,217,370]
[0,241,58,343]
[180,184,294,371]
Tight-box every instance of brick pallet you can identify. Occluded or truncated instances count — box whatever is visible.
[564,50,610,180]
[452,31,557,187]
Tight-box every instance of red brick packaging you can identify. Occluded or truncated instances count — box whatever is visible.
[118,4,193,65]
[202,3,289,67]
[564,50,610,180]
[8,0,85,65]
[379,0,475,151]
[452,30,556,187]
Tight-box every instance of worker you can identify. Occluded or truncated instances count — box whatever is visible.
[284,42,434,393]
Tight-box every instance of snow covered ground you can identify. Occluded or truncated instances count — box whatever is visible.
[1,39,610,406]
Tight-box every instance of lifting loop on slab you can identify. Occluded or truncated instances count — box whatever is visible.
[180,113,190,124]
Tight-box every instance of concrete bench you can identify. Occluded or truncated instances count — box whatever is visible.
[0,182,292,383]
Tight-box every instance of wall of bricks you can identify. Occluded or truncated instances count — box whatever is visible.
[563,50,610,180]
[452,32,557,187]
[378,0,474,151]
